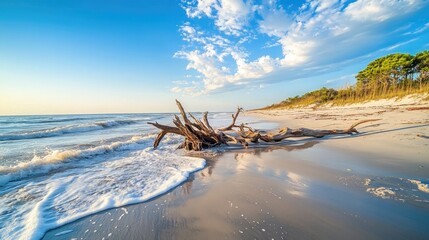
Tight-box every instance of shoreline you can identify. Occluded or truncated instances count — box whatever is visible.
[43,97,429,239]
[43,144,429,239]
[247,95,429,164]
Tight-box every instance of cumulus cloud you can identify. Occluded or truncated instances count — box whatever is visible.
[174,0,428,95]
[183,0,254,36]
[214,0,254,36]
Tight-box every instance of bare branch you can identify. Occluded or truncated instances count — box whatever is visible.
[218,107,243,131]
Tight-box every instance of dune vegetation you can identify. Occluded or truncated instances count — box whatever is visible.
[263,51,429,109]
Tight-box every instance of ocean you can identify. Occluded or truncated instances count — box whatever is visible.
[0,113,264,240]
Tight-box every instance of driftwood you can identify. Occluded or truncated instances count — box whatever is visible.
[148,100,380,151]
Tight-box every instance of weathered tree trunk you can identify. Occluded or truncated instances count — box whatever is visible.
[148,100,380,151]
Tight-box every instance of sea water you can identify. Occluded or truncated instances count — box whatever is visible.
[0,113,256,240]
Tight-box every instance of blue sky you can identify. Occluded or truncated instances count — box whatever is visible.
[1,0,428,115]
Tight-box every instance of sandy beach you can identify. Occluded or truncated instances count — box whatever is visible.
[41,95,429,240]
[3,1,429,239]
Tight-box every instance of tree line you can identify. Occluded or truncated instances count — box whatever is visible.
[265,50,429,109]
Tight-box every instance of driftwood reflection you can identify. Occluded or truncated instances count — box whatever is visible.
[186,141,320,179]
[232,141,320,161]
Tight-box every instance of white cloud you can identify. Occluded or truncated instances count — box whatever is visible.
[174,46,280,94]
[214,0,254,36]
[311,0,340,13]
[381,38,419,51]
[257,2,291,37]
[175,0,427,95]
[183,0,254,36]
[345,0,420,22]
[183,0,217,18]
[279,37,315,66]
[404,22,429,35]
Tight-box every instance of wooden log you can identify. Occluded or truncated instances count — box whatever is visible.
[259,119,380,142]
[148,100,380,151]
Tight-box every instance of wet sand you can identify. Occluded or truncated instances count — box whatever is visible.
[43,143,429,239]
[43,96,429,239]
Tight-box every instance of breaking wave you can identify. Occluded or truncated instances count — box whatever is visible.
[0,134,158,185]
[0,140,205,240]
[0,113,208,240]
[0,120,137,141]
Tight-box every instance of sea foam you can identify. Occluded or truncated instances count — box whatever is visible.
[0,134,157,185]
[409,179,429,193]
[0,138,205,240]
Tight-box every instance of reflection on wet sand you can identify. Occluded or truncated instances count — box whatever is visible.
[233,141,320,160]
[188,140,320,178]
[43,141,429,240]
